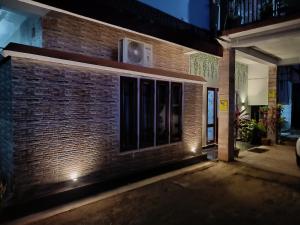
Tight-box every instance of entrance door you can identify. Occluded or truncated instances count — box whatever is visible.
[207,88,218,145]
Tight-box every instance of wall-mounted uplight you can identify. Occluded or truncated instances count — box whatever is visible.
[70,172,78,182]
[191,147,197,153]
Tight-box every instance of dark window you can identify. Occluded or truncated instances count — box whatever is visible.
[171,83,182,142]
[120,77,183,152]
[120,77,138,151]
[140,79,155,148]
[156,81,170,145]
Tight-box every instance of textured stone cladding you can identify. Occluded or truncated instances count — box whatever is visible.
[183,83,203,151]
[8,57,202,202]
[42,11,190,74]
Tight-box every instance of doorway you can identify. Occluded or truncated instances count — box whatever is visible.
[207,88,218,145]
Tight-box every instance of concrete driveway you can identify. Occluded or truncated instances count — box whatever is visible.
[238,144,300,177]
[28,145,300,225]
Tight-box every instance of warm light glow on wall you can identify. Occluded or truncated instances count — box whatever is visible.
[191,146,197,153]
[70,172,78,182]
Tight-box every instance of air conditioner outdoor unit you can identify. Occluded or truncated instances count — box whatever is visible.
[118,38,153,67]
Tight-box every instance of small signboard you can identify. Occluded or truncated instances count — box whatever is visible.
[219,99,229,112]
[268,89,276,99]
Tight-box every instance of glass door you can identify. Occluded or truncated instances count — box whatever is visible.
[207,88,218,145]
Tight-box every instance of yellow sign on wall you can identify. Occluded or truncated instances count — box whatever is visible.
[268,89,276,99]
[219,99,229,112]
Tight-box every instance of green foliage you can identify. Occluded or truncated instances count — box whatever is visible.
[239,119,267,143]
[238,104,286,144]
[240,119,256,142]
[256,121,267,136]
[190,52,219,81]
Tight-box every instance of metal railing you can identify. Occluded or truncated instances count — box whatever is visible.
[220,0,300,30]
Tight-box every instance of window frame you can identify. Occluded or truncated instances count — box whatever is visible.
[170,82,183,143]
[120,76,138,152]
[119,76,183,153]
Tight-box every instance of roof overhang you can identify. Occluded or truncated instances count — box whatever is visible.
[3,43,207,84]
[1,0,223,57]
[219,15,300,66]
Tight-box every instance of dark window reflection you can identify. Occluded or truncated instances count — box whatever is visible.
[156,81,170,145]
[120,77,138,151]
[140,79,155,148]
[171,83,182,142]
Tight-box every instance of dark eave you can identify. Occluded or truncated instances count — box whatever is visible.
[32,0,222,57]
[4,43,206,83]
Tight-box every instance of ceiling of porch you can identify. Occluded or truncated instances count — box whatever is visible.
[221,17,300,66]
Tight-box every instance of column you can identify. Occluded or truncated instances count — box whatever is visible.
[218,48,235,162]
[267,66,277,143]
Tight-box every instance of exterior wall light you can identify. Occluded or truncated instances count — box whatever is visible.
[191,147,197,153]
[70,173,78,182]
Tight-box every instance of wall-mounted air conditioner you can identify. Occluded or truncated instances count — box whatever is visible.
[118,38,153,67]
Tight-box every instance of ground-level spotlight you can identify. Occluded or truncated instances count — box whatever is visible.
[191,147,197,153]
[70,172,78,182]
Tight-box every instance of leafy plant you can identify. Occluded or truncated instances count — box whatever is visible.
[257,121,267,136]
[255,120,267,142]
[235,107,250,139]
[240,119,256,142]
[268,104,286,135]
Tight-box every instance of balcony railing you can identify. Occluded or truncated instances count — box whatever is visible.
[220,0,300,30]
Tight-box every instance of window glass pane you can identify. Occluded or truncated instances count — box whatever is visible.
[140,79,155,148]
[156,81,170,145]
[207,90,215,125]
[171,83,182,142]
[120,77,137,151]
[207,127,215,142]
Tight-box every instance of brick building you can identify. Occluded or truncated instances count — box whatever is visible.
[0,0,221,205]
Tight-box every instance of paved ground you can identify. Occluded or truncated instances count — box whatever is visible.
[238,144,300,177]
[29,145,300,225]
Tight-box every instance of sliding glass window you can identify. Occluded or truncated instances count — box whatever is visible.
[171,83,182,142]
[120,77,138,152]
[139,79,155,148]
[156,81,170,145]
[120,77,183,152]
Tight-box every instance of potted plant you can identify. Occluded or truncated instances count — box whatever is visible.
[259,106,272,145]
[251,121,267,145]
[234,106,250,157]
[240,119,256,143]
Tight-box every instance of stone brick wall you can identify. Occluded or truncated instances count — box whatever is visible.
[0,58,13,187]
[42,11,190,74]
[183,83,203,152]
[218,49,235,161]
[9,57,202,203]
